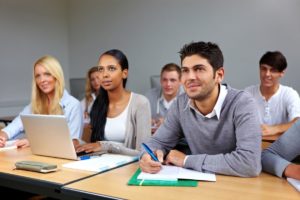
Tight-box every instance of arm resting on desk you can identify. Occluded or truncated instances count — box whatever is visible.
[0,131,8,147]
[262,119,300,178]
[261,117,299,136]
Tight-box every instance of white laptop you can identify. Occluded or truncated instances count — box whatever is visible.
[21,114,88,160]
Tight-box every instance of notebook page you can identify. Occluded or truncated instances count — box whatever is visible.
[137,165,216,181]
[0,140,17,152]
[63,154,138,172]
[287,178,300,192]
[178,167,216,181]
[137,165,179,181]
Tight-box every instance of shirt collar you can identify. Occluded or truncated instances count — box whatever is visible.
[158,92,178,113]
[211,84,228,119]
[259,84,282,101]
[185,84,228,119]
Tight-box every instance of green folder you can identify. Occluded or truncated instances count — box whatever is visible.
[127,168,198,187]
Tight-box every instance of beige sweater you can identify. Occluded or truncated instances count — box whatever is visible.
[84,93,151,156]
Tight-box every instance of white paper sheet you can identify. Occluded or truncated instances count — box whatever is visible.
[287,178,300,192]
[0,140,17,152]
[138,165,216,182]
[63,154,138,172]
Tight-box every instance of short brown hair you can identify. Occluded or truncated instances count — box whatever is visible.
[160,63,181,79]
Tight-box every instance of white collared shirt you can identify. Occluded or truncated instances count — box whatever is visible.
[187,84,228,119]
[156,93,179,117]
[161,95,177,110]
[146,86,185,118]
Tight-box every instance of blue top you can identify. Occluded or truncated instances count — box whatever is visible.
[2,90,83,140]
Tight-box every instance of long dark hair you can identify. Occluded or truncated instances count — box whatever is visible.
[90,49,129,142]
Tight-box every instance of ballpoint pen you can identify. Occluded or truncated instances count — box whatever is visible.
[142,143,159,162]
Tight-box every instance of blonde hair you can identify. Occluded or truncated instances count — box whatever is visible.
[31,55,65,115]
[84,66,99,112]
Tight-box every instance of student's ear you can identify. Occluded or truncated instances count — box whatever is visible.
[279,69,285,78]
[215,67,224,83]
[122,68,128,79]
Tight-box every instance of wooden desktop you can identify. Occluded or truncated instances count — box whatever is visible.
[62,163,300,200]
[0,147,97,199]
[1,147,299,200]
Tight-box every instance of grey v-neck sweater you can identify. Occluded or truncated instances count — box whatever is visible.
[146,85,262,177]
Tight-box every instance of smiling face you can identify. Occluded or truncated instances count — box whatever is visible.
[181,54,223,101]
[97,54,128,91]
[34,64,56,97]
[259,64,284,89]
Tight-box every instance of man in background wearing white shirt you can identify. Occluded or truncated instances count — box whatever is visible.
[245,51,300,137]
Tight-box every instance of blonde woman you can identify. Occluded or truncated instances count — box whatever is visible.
[81,66,101,124]
[0,55,83,148]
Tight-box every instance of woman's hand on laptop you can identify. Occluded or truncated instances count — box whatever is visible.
[15,139,30,148]
[75,142,101,153]
[0,131,8,147]
[72,139,80,149]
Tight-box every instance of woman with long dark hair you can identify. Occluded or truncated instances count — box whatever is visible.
[75,49,151,156]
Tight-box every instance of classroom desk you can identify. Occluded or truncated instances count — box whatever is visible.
[62,163,300,200]
[0,147,98,199]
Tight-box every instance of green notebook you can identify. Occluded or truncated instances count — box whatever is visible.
[127,168,198,187]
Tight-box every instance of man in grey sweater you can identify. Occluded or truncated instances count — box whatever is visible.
[140,41,262,177]
[262,119,300,179]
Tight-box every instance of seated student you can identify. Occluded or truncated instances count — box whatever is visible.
[145,63,183,133]
[245,51,300,136]
[262,119,300,180]
[0,55,83,148]
[81,66,101,124]
[75,49,151,156]
[139,41,261,177]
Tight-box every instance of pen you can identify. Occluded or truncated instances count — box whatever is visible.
[80,155,91,160]
[142,143,159,162]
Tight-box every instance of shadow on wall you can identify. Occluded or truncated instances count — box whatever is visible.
[150,75,160,89]
[70,78,85,100]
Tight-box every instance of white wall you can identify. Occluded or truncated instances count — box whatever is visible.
[68,0,300,95]
[1,0,300,117]
[0,0,69,116]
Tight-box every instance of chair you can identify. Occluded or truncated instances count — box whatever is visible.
[150,75,160,89]
[69,78,86,100]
